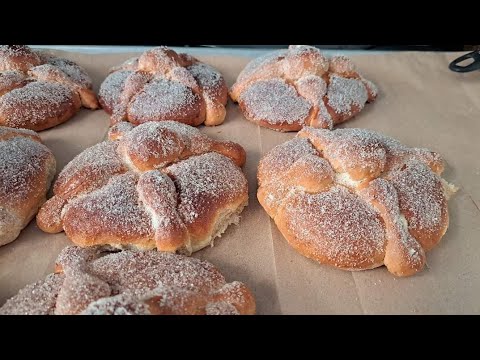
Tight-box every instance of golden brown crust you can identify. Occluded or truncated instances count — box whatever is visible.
[28,64,98,109]
[231,45,377,132]
[0,246,256,315]
[99,47,228,128]
[37,121,248,253]
[257,127,455,277]
[0,71,29,96]
[0,82,82,131]
[36,195,67,233]
[0,45,42,72]
[0,126,56,246]
[0,45,98,131]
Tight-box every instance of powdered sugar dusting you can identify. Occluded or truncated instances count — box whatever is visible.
[240,79,311,125]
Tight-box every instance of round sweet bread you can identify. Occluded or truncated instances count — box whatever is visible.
[98,47,228,127]
[230,45,378,132]
[37,121,248,254]
[0,246,256,315]
[0,126,56,246]
[0,45,98,131]
[257,127,457,277]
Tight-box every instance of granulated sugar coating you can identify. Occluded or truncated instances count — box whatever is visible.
[0,273,65,315]
[284,187,385,269]
[258,137,318,187]
[98,70,133,112]
[239,79,312,126]
[236,49,287,83]
[122,124,184,163]
[54,141,127,196]
[98,47,229,127]
[46,57,93,89]
[36,121,248,254]
[166,153,248,224]
[187,63,225,98]
[326,75,368,116]
[0,45,97,130]
[0,45,41,71]
[0,82,77,127]
[0,127,55,246]
[128,78,201,123]
[388,160,447,243]
[231,45,377,131]
[0,246,256,315]
[0,135,53,208]
[0,71,26,94]
[258,127,456,277]
[63,172,155,243]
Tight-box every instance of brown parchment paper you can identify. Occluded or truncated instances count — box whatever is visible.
[0,50,479,314]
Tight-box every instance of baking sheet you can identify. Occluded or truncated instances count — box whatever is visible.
[0,50,478,314]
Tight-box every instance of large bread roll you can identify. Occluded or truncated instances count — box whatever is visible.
[257,127,457,276]
[37,121,248,254]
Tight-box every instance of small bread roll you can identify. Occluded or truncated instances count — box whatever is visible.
[230,46,378,132]
[0,45,98,131]
[99,47,228,127]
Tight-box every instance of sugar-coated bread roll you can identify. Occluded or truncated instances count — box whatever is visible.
[257,127,457,277]
[0,126,56,246]
[0,45,98,131]
[231,45,377,132]
[37,121,248,254]
[99,47,228,127]
[0,246,256,315]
